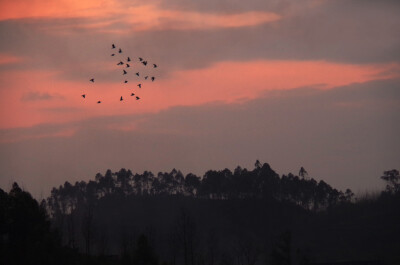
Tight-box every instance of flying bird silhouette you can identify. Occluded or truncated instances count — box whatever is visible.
[85,46,158,106]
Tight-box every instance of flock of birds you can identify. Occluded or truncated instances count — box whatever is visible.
[82,44,158,104]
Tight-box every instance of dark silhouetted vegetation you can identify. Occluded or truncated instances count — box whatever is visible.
[1,162,399,264]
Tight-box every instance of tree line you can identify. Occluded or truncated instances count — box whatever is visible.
[46,161,354,220]
[41,161,358,263]
[1,163,399,265]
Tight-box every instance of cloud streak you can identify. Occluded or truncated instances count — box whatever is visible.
[0,0,120,20]
[123,6,280,31]
[21,91,63,101]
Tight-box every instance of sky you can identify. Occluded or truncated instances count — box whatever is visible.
[0,0,399,198]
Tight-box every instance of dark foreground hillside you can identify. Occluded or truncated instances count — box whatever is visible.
[1,164,399,265]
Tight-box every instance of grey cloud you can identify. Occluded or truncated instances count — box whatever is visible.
[0,110,145,143]
[0,122,72,143]
[0,78,399,198]
[154,0,307,14]
[40,107,82,113]
[21,91,64,101]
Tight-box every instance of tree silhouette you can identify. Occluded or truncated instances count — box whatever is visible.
[381,169,400,194]
[299,167,308,179]
[0,183,63,265]
[40,163,364,262]
[4,159,397,265]
[82,204,95,255]
[175,208,196,265]
[132,234,159,265]
[270,231,291,265]
[184,173,201,196]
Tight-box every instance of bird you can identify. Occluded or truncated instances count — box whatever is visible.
[120,96,123,101]
[119,48,122,53]
[137,84,142,88]
[117,61,124,65]
[90,78,94,82]
[153,64,157,68]
[97,101,101,104]
[127,57,131,62]
[111,54,115,56]
[126,64,130,68]
[124,80,128,83]
[123,70,127,75]
[81,94,86,98]
[136,96,140,100]
[136,72,139,76]
[139,57,143,61]
[131,93,135,96]
[112,44,115,49]
[151,76,155,82]
[145,76,148,80]
[142,61,147,66]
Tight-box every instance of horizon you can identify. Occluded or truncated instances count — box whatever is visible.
[0,162,388,200]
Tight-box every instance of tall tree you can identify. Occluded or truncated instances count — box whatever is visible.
[175,208,197,265]
[299,167,308,179]
[82,204,95,255]
[1,183,62,265]
[132,234,159,265]
[381,169,400,194]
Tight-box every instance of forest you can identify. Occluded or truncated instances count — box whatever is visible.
[1,162,399,265]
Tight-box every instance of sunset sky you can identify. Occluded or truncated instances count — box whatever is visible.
[0,0,399,198]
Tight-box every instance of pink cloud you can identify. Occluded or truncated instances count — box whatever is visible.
[1,61,399,132]
[0,54,23,65]
[149,60,400,106]
[0,1,280,33]
[124,6,281,31]
[0,0,120,20]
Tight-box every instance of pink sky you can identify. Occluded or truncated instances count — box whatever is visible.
[1,57,399,130]
[0,0,399,196]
